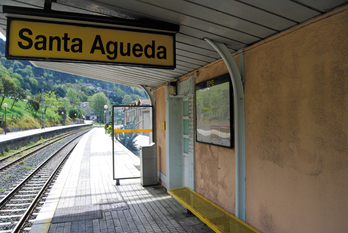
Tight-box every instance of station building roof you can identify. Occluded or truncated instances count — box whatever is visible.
[0,0,346,88]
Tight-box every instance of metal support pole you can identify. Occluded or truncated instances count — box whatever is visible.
[204,38,246,221]
[141,85,156,143]
[104,110,107,134]
[44,0,52,10]
[4,106,7,135]
[112,106,115,182]
[41,85,45,129]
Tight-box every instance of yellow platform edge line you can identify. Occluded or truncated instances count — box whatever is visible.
[114,129,152,133]
[168,187,260,233]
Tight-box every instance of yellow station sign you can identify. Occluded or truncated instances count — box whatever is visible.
[7,19,175,68]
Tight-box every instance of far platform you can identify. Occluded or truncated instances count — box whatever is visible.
[30,128,213,233]
[0,123,92,152]
[0,123,91,142]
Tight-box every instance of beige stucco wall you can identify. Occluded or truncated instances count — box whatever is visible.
[155,86,166,185]
[153,5,347,232]
[194,60,236,214]
[244,6,348,233]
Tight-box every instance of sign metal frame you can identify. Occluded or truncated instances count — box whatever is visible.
[4,6,179,69]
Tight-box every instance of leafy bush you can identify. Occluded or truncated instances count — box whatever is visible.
[115,116,141,152]
[107,125,112,135]
[104,122,111,130]
[68,108,79,119]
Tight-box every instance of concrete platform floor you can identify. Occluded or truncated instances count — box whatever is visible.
[30,128,213,233]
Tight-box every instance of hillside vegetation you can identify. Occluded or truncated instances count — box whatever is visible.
[0,39,148,132]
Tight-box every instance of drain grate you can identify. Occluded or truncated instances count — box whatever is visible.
[52,205,102,223]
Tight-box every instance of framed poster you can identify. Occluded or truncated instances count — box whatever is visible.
[195,73,233,148]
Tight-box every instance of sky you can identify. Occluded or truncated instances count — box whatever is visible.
[0,32,6,41]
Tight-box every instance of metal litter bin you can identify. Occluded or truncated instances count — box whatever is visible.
[140,143,157,186]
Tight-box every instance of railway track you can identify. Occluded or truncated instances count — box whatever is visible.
[0,128,91,232]
[0,127,90,172]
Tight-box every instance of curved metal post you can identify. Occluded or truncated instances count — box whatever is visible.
[204,38,246,221]
[141,85,156,143]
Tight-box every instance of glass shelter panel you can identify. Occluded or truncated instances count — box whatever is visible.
[112,105,153,182]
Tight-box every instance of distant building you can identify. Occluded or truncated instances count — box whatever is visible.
[81,102,92,120]
[86,83,95,89]
[123,99,151,135]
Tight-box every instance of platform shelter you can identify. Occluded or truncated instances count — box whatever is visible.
[1,1,348,232]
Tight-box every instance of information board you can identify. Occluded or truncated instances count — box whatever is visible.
[195,73,233,148]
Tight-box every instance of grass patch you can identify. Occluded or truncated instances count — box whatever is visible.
[5,174,15,177]
[27,141,35,146]
[19,161,26,165]
[0,99,73,132]
[23,166,34,170]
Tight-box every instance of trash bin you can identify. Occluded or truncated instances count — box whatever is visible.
[140,143,157,186]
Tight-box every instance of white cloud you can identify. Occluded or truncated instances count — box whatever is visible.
[0,32,6,41]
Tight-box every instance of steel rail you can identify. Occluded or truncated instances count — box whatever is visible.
[0,128,88,171]
[0,129,90,233]
[12,143,77,232]
[0,129,88,208]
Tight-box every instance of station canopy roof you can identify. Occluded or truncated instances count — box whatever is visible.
[1,0,346,88]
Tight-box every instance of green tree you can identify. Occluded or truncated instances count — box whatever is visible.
[12,72,23,81]
[81,85,94,96]
[78,91,88,102]
[59,97,72,112]
[16,65,34,79]
[11,77,21,87]
[53,84,67,97]
[68,108,78,119]
[89,92,108,123]
[122,95,133,104]
[131,94,140,101]
[44,91,58,113]
[0,81,3,99]
[58,106,67,124]
[27,94,41,117]
[29,78,38,94]
[11,87,27,108]
[0,76,17,107]
[66,88,79,103]
[0,64,11,80]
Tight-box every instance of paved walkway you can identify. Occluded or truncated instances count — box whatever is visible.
[30,128,213,233]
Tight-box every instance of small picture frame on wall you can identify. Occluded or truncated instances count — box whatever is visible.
[195,73,234,148]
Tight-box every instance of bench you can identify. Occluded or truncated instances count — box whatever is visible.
[168,187,260,233]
